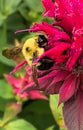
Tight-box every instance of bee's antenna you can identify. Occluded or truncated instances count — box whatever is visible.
[15,29,29,34]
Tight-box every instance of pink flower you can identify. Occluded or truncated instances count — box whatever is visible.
[5,73,47,100]
[9,0,83,129]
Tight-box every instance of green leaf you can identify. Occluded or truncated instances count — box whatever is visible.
[18,3,29,21]
[0,35,15,67]
[7,12,26,31]
[45,125,56,130]
[3,102,22,124]
[18,3,42,23]
[0,97,11,112]
[0,28,16,66]
[49,95,65,129]
[0,0,22,17]
[0,120,6,129]
[7,12,28,42]
[0,111,3,118]
[25,0,43,12]
[0,127,6,130]
[0,16,4,26]
[0,26,7,45]
[0,51,16,67]
[6,119,37,130]
[60,128,67,130]
[19,100,58,130]
[0,79,13,99]
[0,62,13,77]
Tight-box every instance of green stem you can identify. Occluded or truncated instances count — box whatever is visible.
[3,19,7,44]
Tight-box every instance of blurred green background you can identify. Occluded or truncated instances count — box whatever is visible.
[0,0,66,130]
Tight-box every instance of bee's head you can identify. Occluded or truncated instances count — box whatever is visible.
[37,35,48,48]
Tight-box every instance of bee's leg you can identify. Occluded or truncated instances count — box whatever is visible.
[32,65,39,87]
[32,52,39,87]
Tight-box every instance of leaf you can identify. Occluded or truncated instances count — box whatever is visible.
[19,100,57,130]
[0,0,22,17]
[0,28,16,66]
[0,79,13,99]
[60,128,67,130]
[3,102,22,124]
[7,12,26,31]
[0,27,7,46]
[6,119,37,130]
[0,62,14,77]
[18,4,41,22]
[0,120,6,130]
[49,95,66,129]
[45,125,55,130]
[0,16,4,26]
[0,12,7,25]
[0,97,12,112]
[0,111,3,118]
[63,90,83,130]
[7,12,28,42]
[0,127,6,130]
[25,0,43,12]
[18,3,30,21]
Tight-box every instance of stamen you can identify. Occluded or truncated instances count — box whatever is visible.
[15,29,29,34]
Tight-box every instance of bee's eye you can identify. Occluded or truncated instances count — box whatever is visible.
[38,35,47,43]
[38,35,48,48]
[26,47,30,52]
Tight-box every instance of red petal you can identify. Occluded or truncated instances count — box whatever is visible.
[63,90,83,130]
[54,15,74,35]
[42,0,55,17]
[52,70,69,83]
[5,74,22,89]
[38,70,59,90]
[66,51,82,71]
[10,60,27,74]
[59,74,80,104]
[20,70,59,94]
[45,81,62,94]
[28,90,47,100]
[38,70,68,94]
[29,22,71,42]
[66,35,83,70]
[38,42,70,62]
[80,75,83,90]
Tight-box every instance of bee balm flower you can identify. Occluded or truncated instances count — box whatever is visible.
[17,0,83,130]
[5,73,47,100]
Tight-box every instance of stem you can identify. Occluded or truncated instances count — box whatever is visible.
[3,19,7,44]
[1,0,7,44]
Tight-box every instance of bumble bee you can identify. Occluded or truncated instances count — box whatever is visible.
[22,35,54,69]
[2,35,54,70]
[2,35,54,86]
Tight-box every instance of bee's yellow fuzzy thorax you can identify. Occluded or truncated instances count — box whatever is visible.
[22,37,44,66]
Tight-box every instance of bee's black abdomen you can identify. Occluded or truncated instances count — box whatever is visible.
[38,35,48,48]
[37,56,55,70]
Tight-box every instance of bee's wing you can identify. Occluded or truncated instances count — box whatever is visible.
[2,46,23,59]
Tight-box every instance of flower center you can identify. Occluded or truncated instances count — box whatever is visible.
[60,62,83,76]
[72,65,83,75]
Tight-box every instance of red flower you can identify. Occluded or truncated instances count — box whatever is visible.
[5,73,47,100]
[9,0,83,129]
